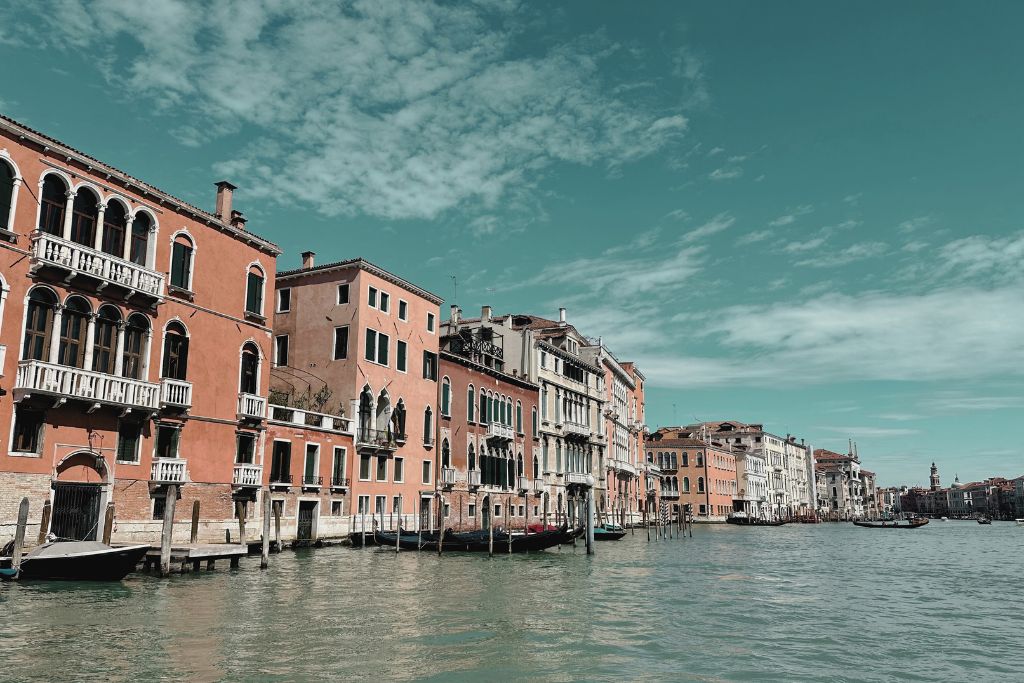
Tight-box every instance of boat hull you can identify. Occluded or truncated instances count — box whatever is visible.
[593,530,627,541]
[374,526,576,553]
[852,519,929,529]
[12,544,150,581]
[726,517,788,527]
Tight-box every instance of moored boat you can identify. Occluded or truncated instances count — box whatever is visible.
[374,525,576,553]
[593,525,627,541]
[726,513,787,527]
[0,541,149,581]
[852,517,929,529]
[977,516,992,525]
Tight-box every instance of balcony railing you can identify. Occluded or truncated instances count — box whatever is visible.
[357,428,400,452]
[662,489,680,499]
[31,232,164,300]
[232,463,262,487]
[330,476,350,489]
[609,458,637,476]
[301,474,323,489]
[269,472,293,487]
[565,471,590,486]
[517,475,530,492]
[532,478,546,494]
[268,404,352,433]
[15,359,160,410]
[563,420,589,438]
[160,378,192,410]
[151,458,189,484]
[237,392,267,420]
[487,422,514,441]
[440,467,456,487]
[467,469,481,488]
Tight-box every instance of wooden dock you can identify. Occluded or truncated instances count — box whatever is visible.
[142,544,249,574]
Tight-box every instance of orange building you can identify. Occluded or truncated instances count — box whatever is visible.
[271,253,443,534]
[645,428,738,522]
[0,115,279,543]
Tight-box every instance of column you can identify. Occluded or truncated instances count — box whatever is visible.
[61,191,75,241]
[142,329,153,381]
[93,203,106,251]
[113,321,126,376]
[122,213,133,261]
[82,313,97,371]
[48,305,64,363]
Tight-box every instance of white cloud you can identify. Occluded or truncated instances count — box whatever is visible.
[934,231,1024,284]
[819,426,921,437]
[736,230,772,246]
[27,1,695,223]
[663,209,689,222]
[918,394,1024,412]
[796,241,887,267]
[769,204,813,227]
[709,167,742,181]
[898,216,931,233]
[707,146,725,157]
[679,212,735,243]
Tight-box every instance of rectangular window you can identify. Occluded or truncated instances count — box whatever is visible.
[277,288,291,313]
[332,447,346,483]
[422,351,437,380]
[494,504,501,518]
[337,283,350,305]
[468,503,476,518]
[426,312,436,333]
[519,505,525,517]
[394,457,404,483]
[393,496,401,514]
[271,441,292,483]
[304,444,319,485]
[375,496,386,516]
[357,495,370,515]
[235,432,255,464]
[245,272,264,315]
[364,329,389,365]
[152,495,166,521]
[379,291,390,313]
[376,456,388,481]
[397,340,407,372]
[333,326,349,360]
[11,407,44,454]
[331,501,343,516]
[155,424,181,460]
[422,460,432,485]
[398,300,408,321]
[359,454,371,481]
[368,286,378,308]
[170,241,192,290]
[275,335,289,367]
[116,422,142,463]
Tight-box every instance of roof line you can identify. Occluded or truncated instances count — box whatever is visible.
[277,257,444,305]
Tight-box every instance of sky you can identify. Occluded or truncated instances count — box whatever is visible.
[2,0,1023,486]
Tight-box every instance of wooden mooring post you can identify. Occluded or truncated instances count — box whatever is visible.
[261,493,271,569]
[236,500,247,546]
[190,500,200,544]
[102,502,115,544]
[11,498,29,579]
[160,484,178,576]
[506,497,511,555]
[274,500,282,551]
[37,498,51,545]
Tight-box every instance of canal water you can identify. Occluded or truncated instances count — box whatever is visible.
[2,522,1021,682]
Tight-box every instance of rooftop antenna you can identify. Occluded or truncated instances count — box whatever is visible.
[450,275,457,308]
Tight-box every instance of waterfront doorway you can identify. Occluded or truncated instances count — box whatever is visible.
[481,495,491,529]
[297,501,317,542]
[51,482,102,541]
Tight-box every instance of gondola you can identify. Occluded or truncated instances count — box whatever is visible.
[593,525,627,541]
[726,514,788,527]
[0,541,149,581]
[374,525,577,553]
[852,518,929,529]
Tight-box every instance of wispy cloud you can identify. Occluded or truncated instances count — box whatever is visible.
[819,426,921,437]
[796,241,888,267]
[769,204,814,227]
[918,394,1024,412]
[736,230,772,246]
[709,167,742,181]
[680,212,735,243]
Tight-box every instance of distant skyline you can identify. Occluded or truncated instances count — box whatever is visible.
[3,1,1022,486]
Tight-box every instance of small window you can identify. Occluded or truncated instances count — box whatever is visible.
[116,422,142,463]
[331,501,343,516]
[422,460,432,484]
[245,269,265,316]
[376,456,388,481]
[368,286,378,308]
[277,288,291,313]
[494,504,501,518]
[379,291,390,313]
[426,312,436,333]
[152,495,166,521]
[275,335,289,367]
[333,326,349,360]
[236,432,256,464]
[337,283,350,305]
[397,340,407,372]
[359,454,371,481]
[468,503,476,518]
[398,300,408,321]
[155,424,181,460]
[170,237,194,291]
[422,351,437,381]
[394,457,405,483]
[364,329,389,365]
[11,406,44,454]
[441,378,451,416]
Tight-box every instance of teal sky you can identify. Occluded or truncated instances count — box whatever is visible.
[3,1,1023,486]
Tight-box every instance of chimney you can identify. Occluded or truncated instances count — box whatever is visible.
[558,307,566,326]
[230,209,247,230]
[301,251,316,270]
[215,180,237,222]
[450,304,460,324]
[504,314,513,329]
[482,305,492,321]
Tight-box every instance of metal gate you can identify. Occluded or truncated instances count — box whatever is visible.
[297,501,316,541]
[51,483,102,541]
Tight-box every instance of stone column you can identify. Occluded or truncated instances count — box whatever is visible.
[61,191,75,241]
[113,320,126,376]
[48,304,64,363]
[93,202,106,251]
[122,212,133,261]
[82,312,97,371]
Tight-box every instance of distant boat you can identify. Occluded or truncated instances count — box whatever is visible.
[977,516,992,525]
[0,541,149,581]
[853,518,929,529]
[726,513,787,527]
[1016,519,1024,526]
[593,525,626,541]
[374,525,576,553]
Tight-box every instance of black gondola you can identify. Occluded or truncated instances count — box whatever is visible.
[0,541,149,581]
[852,518,929,529]
[374,525,577,553]
[726,514,788,527]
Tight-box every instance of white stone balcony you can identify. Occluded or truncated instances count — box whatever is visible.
[268,404,351,433]
[356,427,400,453]
[232,463,262,488]
[15,359,160,410]
[467,469,481,489]
[565,471,590,486]
[563,420,589,438]
[440,467,456,488]
[30,232,164,302]
[487,422,514,441]
[609,458,637,476]
[532,478,546,494]
[160,378,192,410]
[662,489,680,499]
[517,475,531,492]
[151,458,189,484]
[237,392,267,421]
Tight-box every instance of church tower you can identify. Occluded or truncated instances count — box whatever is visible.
[930,462,940,491]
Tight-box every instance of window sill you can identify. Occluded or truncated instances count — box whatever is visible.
[116,460,141,466]
[0,227,18,244]
[244,311,267,324]
[9,451,42,458]
[168,285,195,301]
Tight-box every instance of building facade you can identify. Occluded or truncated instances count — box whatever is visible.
[645,428,738,522]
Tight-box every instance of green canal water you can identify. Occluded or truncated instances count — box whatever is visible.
[1,522,1021,682]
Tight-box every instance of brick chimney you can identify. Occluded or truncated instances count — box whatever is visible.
[215,180,237,222]
[450,304,460,324]
[301,251,316,270]
[482,305,492,322]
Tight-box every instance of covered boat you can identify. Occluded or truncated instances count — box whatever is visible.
[726,513,787,527]
[852,518,929,529]
[0,541,149,581]
[593,525,626,541]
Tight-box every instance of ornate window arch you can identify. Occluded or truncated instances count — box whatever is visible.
[128,208,157,268]
[0,152,22,235]
[440,376,451,416]
[21,286,58,361]
[37,170,71,236]
[467,383,475,422]
[239,340,261,394]
[245,260,266,317]
[169,229,196,292]
[92,304,122,374]
[69,184,101,247]
[161,319,190,380]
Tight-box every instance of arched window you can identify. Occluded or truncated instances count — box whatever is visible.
[532,455,539,479]
[441,438,450,469]
[468,444,476,471]
[239,342,260,394]
[532,406,537,435]
[102,200,128,257]
[245,264,265,316]
[467,384,475,421]
[697,476,705,493]
[358,387,373,436]
[423,406,433,445]
[375,389,391,432]
[440,377,451,416]
[479,391,488,424]
[516,401,523,433]
[92,305,121,374]
[161,321,189,380]
[38,175,67,235]
[170,233,195,291]
[480,445,489,485]
[391,399,406,438]
[0,160,15,232]
[122,314,149,379]
[130,212,152,266]
[517,453,524,476]
[507,458,514,489]
[682,477,690,493]
[22,288,57,361]
[70,187,99,247]
[57,296,90,367]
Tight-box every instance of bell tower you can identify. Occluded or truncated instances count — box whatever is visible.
[929,462,940,491]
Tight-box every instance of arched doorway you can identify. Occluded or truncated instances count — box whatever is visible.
[51,451,110,541]
[482,495,491,530]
